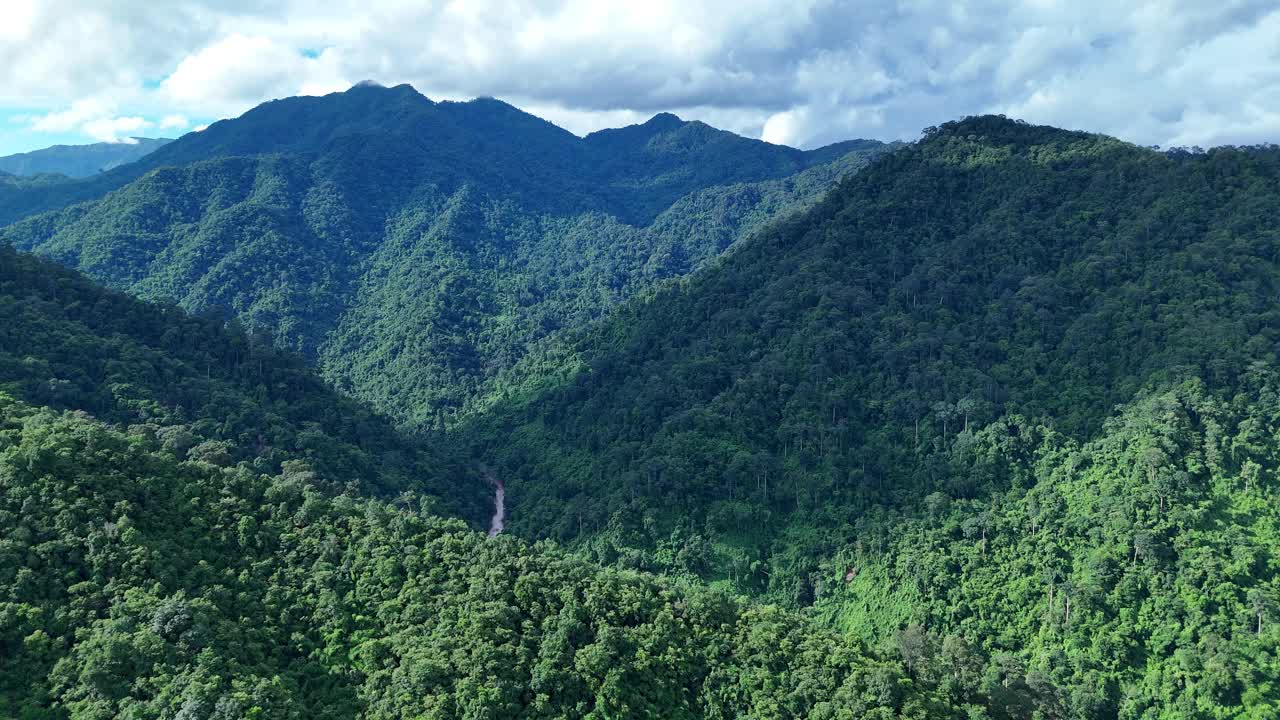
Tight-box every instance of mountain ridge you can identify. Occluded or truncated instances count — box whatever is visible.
[0,136,173,179]
[0,83,869,229]
[2,83,892,427]
[441,113,1280,714]
[2,82,1279,718]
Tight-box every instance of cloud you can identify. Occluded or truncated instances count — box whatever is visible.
[25,98,153,142]
[2,0,1279,150]
[28,98,114,134]
[81,116,153,143]
[159,114,190,130]
[159,33,349,117]
[25,97,160,143]
[0,1,213,105]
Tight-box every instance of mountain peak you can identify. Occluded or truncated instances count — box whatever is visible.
[644,112,686,130]
[924,114,1109,147]
[582,112,691,147]
[342,80,427,101]
[457,95,520,111]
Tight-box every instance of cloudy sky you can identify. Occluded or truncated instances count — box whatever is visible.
[1,0,1278,155]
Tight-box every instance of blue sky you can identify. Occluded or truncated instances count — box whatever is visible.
[1,0,1278,157]
[1,104,210,155]
[2,108,81,154]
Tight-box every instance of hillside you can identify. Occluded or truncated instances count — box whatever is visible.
[0,244,487,519]
[455,117,1280,715]
[818,378,1280,717]
[0,249,1019,719]
[0,137,172,178]
[468,115,1280,542]
[2,83,890,429]
[0,390,1015,719]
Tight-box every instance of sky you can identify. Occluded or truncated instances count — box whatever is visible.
[0,0,1278,155]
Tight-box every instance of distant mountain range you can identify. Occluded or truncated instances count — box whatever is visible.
[1,82,891,429]
[0,136,172,178]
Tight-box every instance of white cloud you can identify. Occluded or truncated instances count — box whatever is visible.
[1,0,1279,150]
[82,116,153,143]
[159,33,349,117]
[26,97,158,143]
[29,98,114,133]
[0,0,38,43]
[0,2,211,105]
[159,114,190,130]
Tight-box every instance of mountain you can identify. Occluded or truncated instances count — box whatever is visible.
[0,137,172,178]
[7,81,1279,716]
[456,116,1280,715]
[0,246,997,720]
[0,169,74,188]
[0,84,879,228]
[820,378,1280,717]
[1,83,890,430]
[0,243,486,519]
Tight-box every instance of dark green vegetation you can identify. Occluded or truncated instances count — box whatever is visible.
[5,87,1280,718]
[0,171,77,190]
[0,244,486,519]
[0,250,997,719]
[461,117,1280,716]
[823,379,1280,718]
[0,138,173,179]
[2,83,888,430]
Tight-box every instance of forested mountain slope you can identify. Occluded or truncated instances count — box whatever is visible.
[469,115,1280,544]
[455,116,1280,715]
[0,251,1013,719]
[0,244,487,520]
[0,137,172,179]
[0,82,878,229]
[0,391,1013,720]
[2,83,889,428]
[818,378,1280,718]
[8,94,1277,717]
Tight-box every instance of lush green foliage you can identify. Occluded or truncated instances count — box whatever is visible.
[2,84,887,429]
[0,244,486,518]
[453,117,1280,716]
[7,98,1280,718]
[0,138,173,179]
[468,116,1279,546]
[0,388,1007,719]
[816,378,1280,718]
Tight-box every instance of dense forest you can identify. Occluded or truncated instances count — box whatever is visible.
[0,244,487,519]
[819,378,1280,718]
[0,247,1015,719]
[452,116,1280,716]
[466,116,1280,546]
[4,86,1280,718]
[1,83,889,430]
